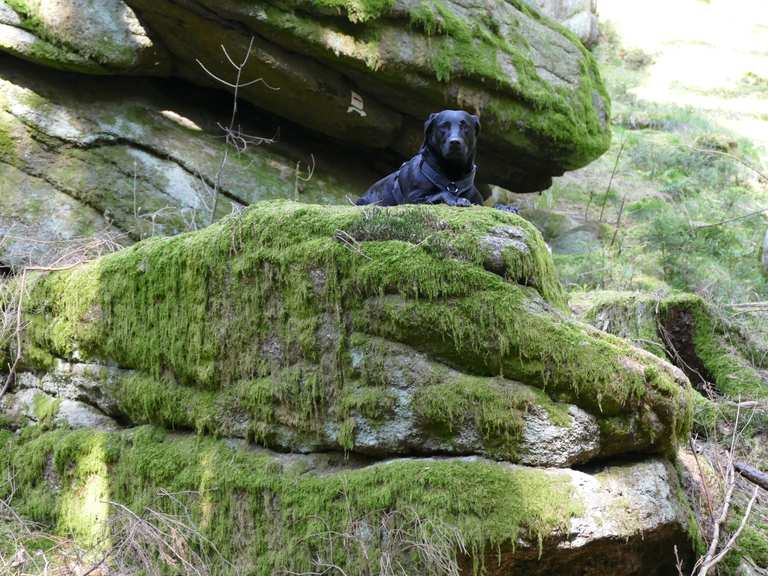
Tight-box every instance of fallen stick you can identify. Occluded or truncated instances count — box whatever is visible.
[735,462,768,491]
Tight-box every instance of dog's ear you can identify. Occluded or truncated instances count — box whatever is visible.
[423,112,438,142]
[471,114,481,137]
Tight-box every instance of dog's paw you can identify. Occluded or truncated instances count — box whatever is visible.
[452,197,472,207]
[494,203,520,214]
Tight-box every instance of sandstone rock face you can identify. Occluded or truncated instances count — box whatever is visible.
[0,0,168,73]
[0,56,377,267]
[1,203,695,574]
[0,0,610,195]
[525,0,600,47]
[122,0,610,191]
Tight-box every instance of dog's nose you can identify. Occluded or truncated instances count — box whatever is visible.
[448,138,463,150]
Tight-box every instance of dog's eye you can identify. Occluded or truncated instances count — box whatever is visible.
[439,122,450,130]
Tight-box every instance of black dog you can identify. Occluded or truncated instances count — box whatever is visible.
[355,110,483,207]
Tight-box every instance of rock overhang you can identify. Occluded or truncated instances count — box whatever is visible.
[0,0,612,192]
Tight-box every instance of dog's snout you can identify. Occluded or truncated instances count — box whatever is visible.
[448,138,463,149]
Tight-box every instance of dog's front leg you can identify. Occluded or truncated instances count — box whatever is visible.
[424,191,471,207]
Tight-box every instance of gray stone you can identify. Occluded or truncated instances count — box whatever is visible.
[54,398,119,430]
[0,56,377,266]
[2,387,118,431]
[524,0,599,47]
[552,223,603,254]
[519,405,600,466]
[480,225,531,275]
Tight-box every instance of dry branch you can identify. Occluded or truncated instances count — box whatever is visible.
[196,38,279,225]
[680,404,763,576]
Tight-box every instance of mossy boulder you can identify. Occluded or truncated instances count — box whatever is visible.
[572,290,768,400]
[11,202,693,463]
[0,426,693,575]
[0,0,612,190]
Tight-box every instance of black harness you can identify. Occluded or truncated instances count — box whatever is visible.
[391,153,477,204]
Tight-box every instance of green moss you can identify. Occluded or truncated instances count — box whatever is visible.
[312,0,395,22]
[339,385,397,422]
[720,521,768,574]
[575,290,669,358]
[338,416,356,451]
[22,201,692,454]
[659,293,767,399]
[0,119,16,161]
[31,393,61,430]
[1,426,582,574]
[110,373,218,435]
[412,375,569,459]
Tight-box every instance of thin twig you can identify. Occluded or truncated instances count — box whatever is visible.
[0,269,25,402]
[598,137,626,223]
[294,154,316,200]
[694,206,768,230]
[196,38,280,225]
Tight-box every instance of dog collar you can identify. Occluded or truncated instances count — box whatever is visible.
[419,155,477,196]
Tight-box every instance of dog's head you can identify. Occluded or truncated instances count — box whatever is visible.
[423,110,481,171]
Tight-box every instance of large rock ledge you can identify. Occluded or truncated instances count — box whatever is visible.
[0,426,693,575]
[3,357,607,466]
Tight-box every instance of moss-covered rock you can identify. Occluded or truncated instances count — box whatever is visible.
[121,0,610,191]
[573,290,768,400]
[0,426,693,575]
[14,201,692,462]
